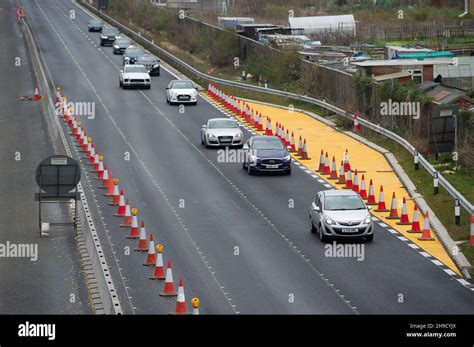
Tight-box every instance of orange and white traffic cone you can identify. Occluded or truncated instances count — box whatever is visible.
[88,152,98,166]
[396,197,411,225]
[91,154,102,173]
[266,118,273,136]
[99,166,110,188]
[126,212,140,239]
[108,178,120,201]
[114,190,126,214]
[352,169,359,193]
[160,260,177,296]
[300,139,310,160]
[275,122,279,138]
[386,192,400,220]
[297,136,303,156]
[143,234,156,266]
[407,205,421,233]
[323,152,330,175]
[84,138,93,158]
[336,161,346,185]
[290,132,296,152]
[135,220,148,251]
[150,244,165,280]
[329,156,338,179]
[128,213,142,238]
[96,158,105,180]
[374,186,389,212]
[359,175,367,199]
[281,126,285,141]
[353,112,361,132]
[285,130,291,147]
[418,212,435,241]
[366,179,377,205]
[258,114,264,131]
[104,174,116,196]
[34,85,40,100]
[343,149,351,172]
[120,201,132,227]
[171,278,190,315]
[191,298,200,315]
[80,134,89,152]
[344,170,353,189]
[317,150,325,172]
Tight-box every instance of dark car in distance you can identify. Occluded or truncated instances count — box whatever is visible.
[123,46,144,65]
[100,27,120,46]
[87,19,102,32]
[242,136,291,175]
[112,38,132,55]
[136,54,160,76]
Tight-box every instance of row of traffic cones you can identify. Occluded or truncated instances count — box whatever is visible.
[207,83,312,160]
[316,144,435,241]
[56,87,199,315]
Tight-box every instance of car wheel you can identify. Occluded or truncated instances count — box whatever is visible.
[310,216,316,234]
[119,79,123,87]
[285,169,292,175]
[100,42,104,46]
[319,223,329,243]
[247,164,253,175]
[146,85,151,90]
[365,234,374,242]
[192,101,197,106]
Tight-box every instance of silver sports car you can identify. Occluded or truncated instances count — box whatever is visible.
[201,118,243,148]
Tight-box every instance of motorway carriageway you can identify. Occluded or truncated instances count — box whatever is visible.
[23,0,474,314]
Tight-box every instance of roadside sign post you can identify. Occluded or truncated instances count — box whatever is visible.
[35,155,81,237]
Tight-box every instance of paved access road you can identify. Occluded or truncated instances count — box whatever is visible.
[0,0,90,313]
[21,0,474,314]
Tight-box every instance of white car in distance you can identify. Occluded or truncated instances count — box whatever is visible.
[119,64,151,90]
[201,118,243,148]
[166,80,198,105]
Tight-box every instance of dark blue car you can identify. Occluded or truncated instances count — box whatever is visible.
[242,136,291,175]
[123,46,144,65]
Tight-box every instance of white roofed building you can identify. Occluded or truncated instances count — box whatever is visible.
[289,15,356,36]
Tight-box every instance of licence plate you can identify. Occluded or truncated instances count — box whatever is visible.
[342,228,358,233]
[266,164,279,169]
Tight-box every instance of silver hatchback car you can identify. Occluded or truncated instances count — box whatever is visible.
[309,190,374,242]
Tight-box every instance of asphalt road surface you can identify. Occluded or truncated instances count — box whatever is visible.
[0,0,90,313]
[20,0,474,314]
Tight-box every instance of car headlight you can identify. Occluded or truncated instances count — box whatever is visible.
[153,64,160,68]
[234,132,242,139]
[113,45,119,49]
[249,154,257,162]
[283,155,291,161]
[100,35,106,39]
[363,215,372,224]
[325,216,335,225]
[208,133,217,139]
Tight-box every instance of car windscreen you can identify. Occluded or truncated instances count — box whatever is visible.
[252,139,284,150]
[126,48,143,55]
[208,120,238,129]
[124,66,147,73]
[115,39,130,45]
[171,81,194,89]
[324,195,366,211]
[102,28,119,36]
[138,56,158,63]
